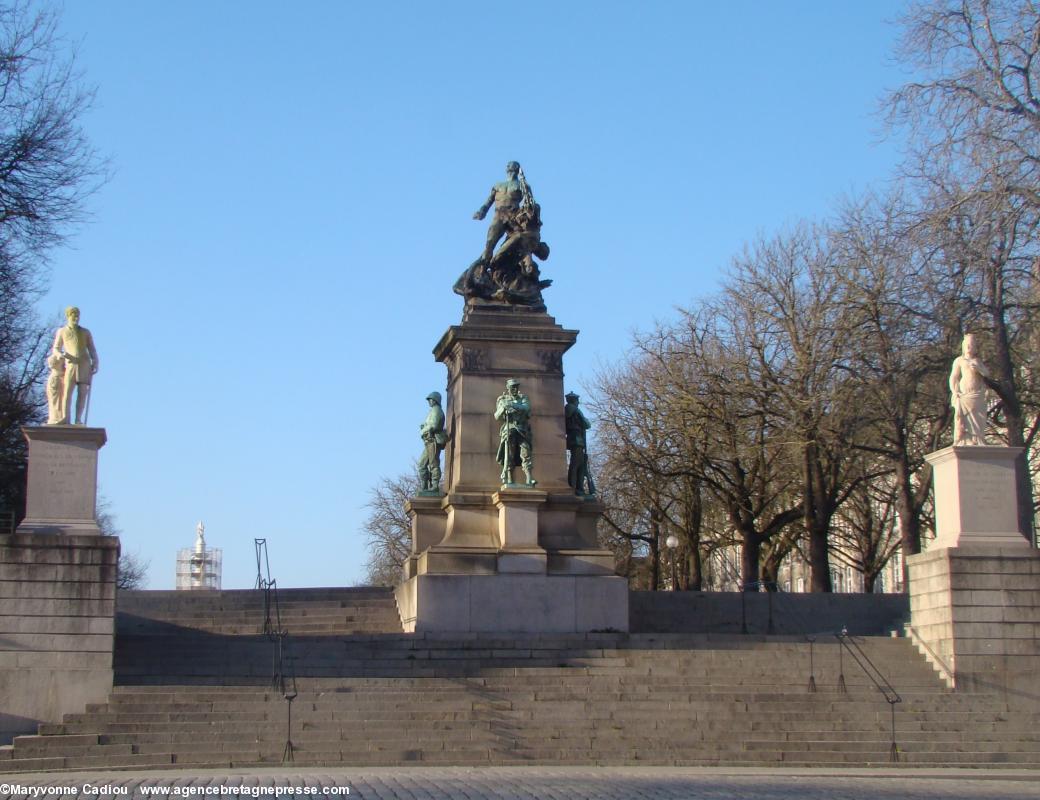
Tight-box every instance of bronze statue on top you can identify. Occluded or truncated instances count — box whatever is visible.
[454,161,552,307]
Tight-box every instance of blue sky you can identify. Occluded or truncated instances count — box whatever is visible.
[41,0,911,588]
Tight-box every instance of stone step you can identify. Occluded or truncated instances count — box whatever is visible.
[7,595,1037,773]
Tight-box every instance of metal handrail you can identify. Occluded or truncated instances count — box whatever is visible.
[739,580,776,634]
[254,538,297,762]
[739,582,825,692]
[836,628,902,761]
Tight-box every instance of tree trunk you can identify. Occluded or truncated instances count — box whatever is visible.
[894,452,922,591]
[804,442,833,592]
[687,548,702,591]
[683,485,703,590]
[740,527,761,592]
[649,509,661,590]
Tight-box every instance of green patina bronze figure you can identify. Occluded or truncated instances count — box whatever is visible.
[494,378,536,487]
[454,161,552,307]
[418,391,447,494]
[473,160,525,263]
[565,391,596,496]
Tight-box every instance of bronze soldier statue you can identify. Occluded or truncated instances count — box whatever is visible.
[565,391,595,496]
[494,378,536,486]
[418,391,447,494]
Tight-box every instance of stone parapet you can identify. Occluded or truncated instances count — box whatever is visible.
[0,532,119,743]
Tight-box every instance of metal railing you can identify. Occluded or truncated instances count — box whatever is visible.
[749,582,904,755]
[753,582,820,693]
[739,580,775,634]
[254,538,298,763]
[836,627,902,762]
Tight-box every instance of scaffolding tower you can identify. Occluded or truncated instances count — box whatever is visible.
[175,521,222,590]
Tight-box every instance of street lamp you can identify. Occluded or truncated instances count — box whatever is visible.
[665,534,679,591]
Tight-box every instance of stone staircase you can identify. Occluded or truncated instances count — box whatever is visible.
[1,589,1038,772]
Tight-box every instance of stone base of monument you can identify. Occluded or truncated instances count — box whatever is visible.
[395,572,629,633]
[16,425,107,536]
[924,445,1028,548]
[398,492,625,633]
[0,425,118,743]
[0,532,118,744]
[396,304,628,633]
[908,445,1039,699]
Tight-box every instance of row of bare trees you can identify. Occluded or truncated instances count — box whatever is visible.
[591,1,1040,592]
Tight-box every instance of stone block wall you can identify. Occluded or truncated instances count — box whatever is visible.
[629,591,910,636]
[0,533,119,743]
[908,545,1040,701]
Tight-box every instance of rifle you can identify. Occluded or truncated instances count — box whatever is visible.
[517,166,535,209]
[583,452,596,496]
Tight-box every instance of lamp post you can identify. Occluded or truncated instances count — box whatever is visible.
[665,534,679,591]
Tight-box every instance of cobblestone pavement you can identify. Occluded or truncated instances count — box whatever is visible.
[0,767,1038,800]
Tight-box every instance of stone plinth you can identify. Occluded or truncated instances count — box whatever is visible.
[403,496,446,579]
[908,545,1040,699]
[397,303,625,632]
[17,426,107,536]
[924,445,1030,549]
[0,532,118,743]
[395,573,629,634]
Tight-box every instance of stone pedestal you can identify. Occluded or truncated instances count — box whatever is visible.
[924,445,1029,549]
[0,532,118,743]
[908,445,1039,700]
[17,425,107,536]
[396,573,629,634]
[395,303,626,633]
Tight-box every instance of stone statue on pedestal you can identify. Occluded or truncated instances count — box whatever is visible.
[418,391,447,494]
[565,391,595,496]
[454,161,552,307]
[51,306,99,425]
[495,378,536,486]
[949,333,991,446]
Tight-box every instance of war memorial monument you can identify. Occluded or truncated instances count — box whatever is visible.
[0,164,1039,771]
[396,161,627,633]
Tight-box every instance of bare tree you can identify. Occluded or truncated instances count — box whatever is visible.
[0,2,106,520]
[831,473,903,593]
[96,494,149,590]
[833,190,959,572]
[727,225,873,592]
[591,304,803,592]
[361,471,418,586]
[889,0,1040,210]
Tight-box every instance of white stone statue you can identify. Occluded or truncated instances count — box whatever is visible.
[195,521,206,553]
[45,352,66,424]
[51,306,99,425]
[949,333,991,446]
